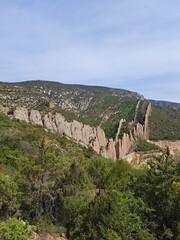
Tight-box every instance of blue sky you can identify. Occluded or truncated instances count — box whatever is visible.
[0,0,180,102]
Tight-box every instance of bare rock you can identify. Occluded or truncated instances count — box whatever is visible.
[11,103,153,160]
[149,140,180,155]
[0,106,9,114]
[96,127,107,148]
[71,120,83,142]
[55,113,66,135]
[54,112,73,138]
[49,100,56,109]
[30,232,40,240]
[43,113,57,132]
[13,107,29,123]
[43,114,53,131]
[133,123,144,140]
[82,125,96,146]
[30,110,43,126]
[45,234,54,240]
[143,103,151,139]
[119,133,133,158]
[107,138,116,160]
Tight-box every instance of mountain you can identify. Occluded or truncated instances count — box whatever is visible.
[0,80,144,139]
[148,99,180,109]
[0,80,180,239]
[0,80,180,158]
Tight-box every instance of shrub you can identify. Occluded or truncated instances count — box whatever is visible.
[135,140,160,152]
[0,218,33,240]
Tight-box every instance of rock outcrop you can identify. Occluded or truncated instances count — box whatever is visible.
[143,103,152,139]
[13,107,29,123]
[117,103,152,157]
[12,104,152,160]
[149,140,180,155]
[0,106,9,114]
[30,232,66,240]
[29,110,43,126]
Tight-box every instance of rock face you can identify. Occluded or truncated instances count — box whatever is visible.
[49,100,56,109]
[0,106,9,114]
[143,103,152,139]
[30,110,43,126]
[149,140,180,155]
[30,232,66,240]
[12,104,152,160]
[117,103,152,157]
[13,107,29,123]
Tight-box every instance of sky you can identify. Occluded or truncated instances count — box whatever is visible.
[0,0,180,102]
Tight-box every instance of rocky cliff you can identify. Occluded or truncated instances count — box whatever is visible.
[11,103,152,160]
[1,80,179,141]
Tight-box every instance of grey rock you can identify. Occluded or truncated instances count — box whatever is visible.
[30,110,43,126]
[13,107,29,123]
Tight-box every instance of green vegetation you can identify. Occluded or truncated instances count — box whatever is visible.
[0,218,33,240]
[101,99,137,139]
[1,80,180,141]
[135,100,149,125]
[79,97,137,139]
[0,114,180,239]
[149,105,180,140]
[50,97,138,139]
[135,140,160,152]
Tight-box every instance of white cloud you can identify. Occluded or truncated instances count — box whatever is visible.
[0,0,179,102]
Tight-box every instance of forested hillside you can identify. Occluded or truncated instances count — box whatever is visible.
[149,105,180,140]
[0,114,179,239]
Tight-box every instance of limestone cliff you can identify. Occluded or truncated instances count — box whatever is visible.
[13,107,29,123]
[12,104,151,160]
[30,110,43,126]
[143,103,152,139]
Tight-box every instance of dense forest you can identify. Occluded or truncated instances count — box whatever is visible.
[0,114,180,239]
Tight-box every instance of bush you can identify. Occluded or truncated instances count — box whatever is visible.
[135,140,160,152]
[0,218,33,240]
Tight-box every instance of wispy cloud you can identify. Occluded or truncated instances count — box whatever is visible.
[0,0,179,101]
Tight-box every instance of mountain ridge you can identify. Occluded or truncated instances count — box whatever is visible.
[9,103,151,160]
[2,79,179,104]
[148,99,180,108]
[0,80,180,143]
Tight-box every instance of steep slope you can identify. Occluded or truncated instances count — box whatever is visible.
[0,80,180,145]
[1,112,179,239]
[10,101,151,160]
[0,112,100,169]
[0,80,143,112]
[0,80,143,139]
[149,105,180,140]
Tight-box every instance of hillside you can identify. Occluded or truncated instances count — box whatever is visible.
[0,80,143,139]
[1,80,180,143]
[149,105,180,140]
[148,99,180,109]
[0,112,179,239]
[0,81,179,239]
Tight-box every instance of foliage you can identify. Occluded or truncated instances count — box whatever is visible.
[1,80,180,141]
[0,173,20,218]
[128,149,180,239]
[0,218,33,240]
[69,190,155,240]
[84,98,137,139]
[135,100,149,125]
[135,140,160,152]
[0,114,180,239]
[149,105,180,140]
